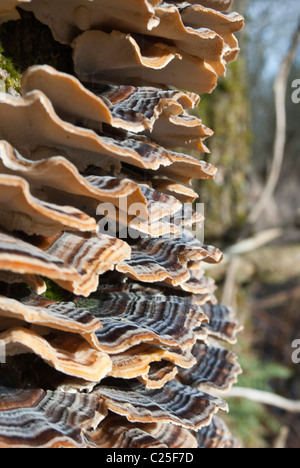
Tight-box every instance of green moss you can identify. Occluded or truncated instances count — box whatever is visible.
[0,44,21,93]
[0,10,73,84]
[74,297,101,310]
[0,9,73,95]
[41,280,70,303]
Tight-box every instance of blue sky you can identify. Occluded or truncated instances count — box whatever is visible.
[246,0,300,79]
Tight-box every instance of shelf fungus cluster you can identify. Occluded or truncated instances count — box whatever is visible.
[0,0,244,449]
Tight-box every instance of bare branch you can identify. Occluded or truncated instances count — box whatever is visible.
[273,427,289,449]
[223,387,300,413]
[224,228,283,257]
[205,228,283,270]
[221,256,240,307]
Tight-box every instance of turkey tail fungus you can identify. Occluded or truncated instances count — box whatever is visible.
[0,0,244,448]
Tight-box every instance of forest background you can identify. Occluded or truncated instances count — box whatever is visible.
[197,0,300,448]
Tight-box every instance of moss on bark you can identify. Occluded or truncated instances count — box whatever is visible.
[0,9,73,94]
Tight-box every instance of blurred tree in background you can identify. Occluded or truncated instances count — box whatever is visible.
[195,0,300,448]
[246,0,300,231]
[195,55,252,242]
[194,0,250,243]
[197,0,300,243]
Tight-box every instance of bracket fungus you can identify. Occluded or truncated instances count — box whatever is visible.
[93,380,228,430]
[0,175,97,236]
[21,0,161,44]
[196,416,241,448]
[0,0,244,449]
[0,0,30,23]
[0,386,107,448]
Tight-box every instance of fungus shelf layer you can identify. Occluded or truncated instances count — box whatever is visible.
[0,0,244,449]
